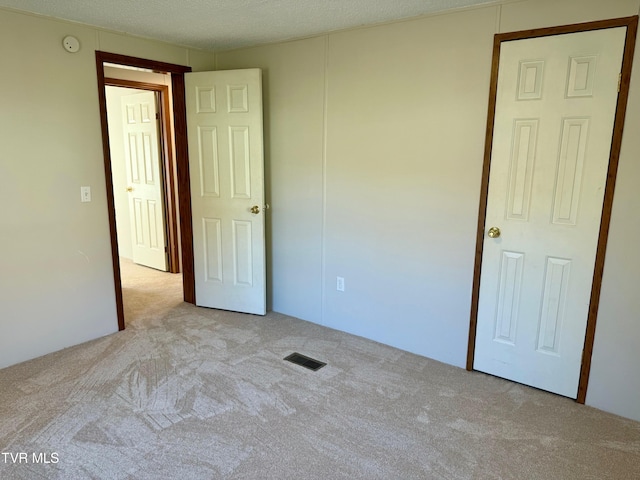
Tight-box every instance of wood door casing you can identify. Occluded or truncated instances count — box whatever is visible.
[96,52,194,331]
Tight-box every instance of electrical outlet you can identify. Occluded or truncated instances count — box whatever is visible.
[336,276,345,292]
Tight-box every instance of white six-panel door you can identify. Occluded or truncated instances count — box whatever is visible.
[473,27,626,398]
[185,69,266,315]
[122,91,168,272]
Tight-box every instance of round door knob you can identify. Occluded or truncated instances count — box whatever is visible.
[126,186,133,192]
[487,227,501,238]
[250,205,260,214]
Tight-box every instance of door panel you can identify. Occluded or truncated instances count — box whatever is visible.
[474,27,626,398]
[185,69,266,315]
[122,91,168,271]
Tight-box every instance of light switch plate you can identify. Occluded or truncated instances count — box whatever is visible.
[81,186,91,202]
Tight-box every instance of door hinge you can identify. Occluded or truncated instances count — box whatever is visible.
[156,112,160,120]
[618,73,622,93]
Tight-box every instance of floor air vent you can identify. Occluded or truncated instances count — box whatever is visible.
[284,352,326,371]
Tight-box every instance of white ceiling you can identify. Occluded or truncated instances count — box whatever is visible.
[0,0,495,51]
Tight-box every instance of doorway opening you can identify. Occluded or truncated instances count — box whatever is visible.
[96,52,196,330]
[105,73,178,272]
[105,70,181,325]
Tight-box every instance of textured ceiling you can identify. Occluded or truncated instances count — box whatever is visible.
[0,0,495,51]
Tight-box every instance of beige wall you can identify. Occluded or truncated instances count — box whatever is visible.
[0,8,214,369]
[217,0,640,421]
[1,0,639,422]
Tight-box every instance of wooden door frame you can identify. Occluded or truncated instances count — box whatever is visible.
[466,16,638,404]
[96,51,195,331]
[104,78,179,274]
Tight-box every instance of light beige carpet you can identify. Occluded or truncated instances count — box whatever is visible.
[0,259,639,479]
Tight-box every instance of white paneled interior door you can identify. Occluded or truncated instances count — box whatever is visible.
[122,91,168,272]
[185,69,266,315]
[473,27,627,398]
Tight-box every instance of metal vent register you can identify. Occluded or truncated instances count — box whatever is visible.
[284,352,326,371]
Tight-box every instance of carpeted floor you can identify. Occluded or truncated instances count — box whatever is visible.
[0,259,639,479]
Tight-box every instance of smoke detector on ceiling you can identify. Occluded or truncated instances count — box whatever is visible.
[62,35,80,53]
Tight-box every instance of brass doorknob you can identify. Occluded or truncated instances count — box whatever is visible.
[250,205,260,214]
[487,227,501,238]
[126,186,133,192]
